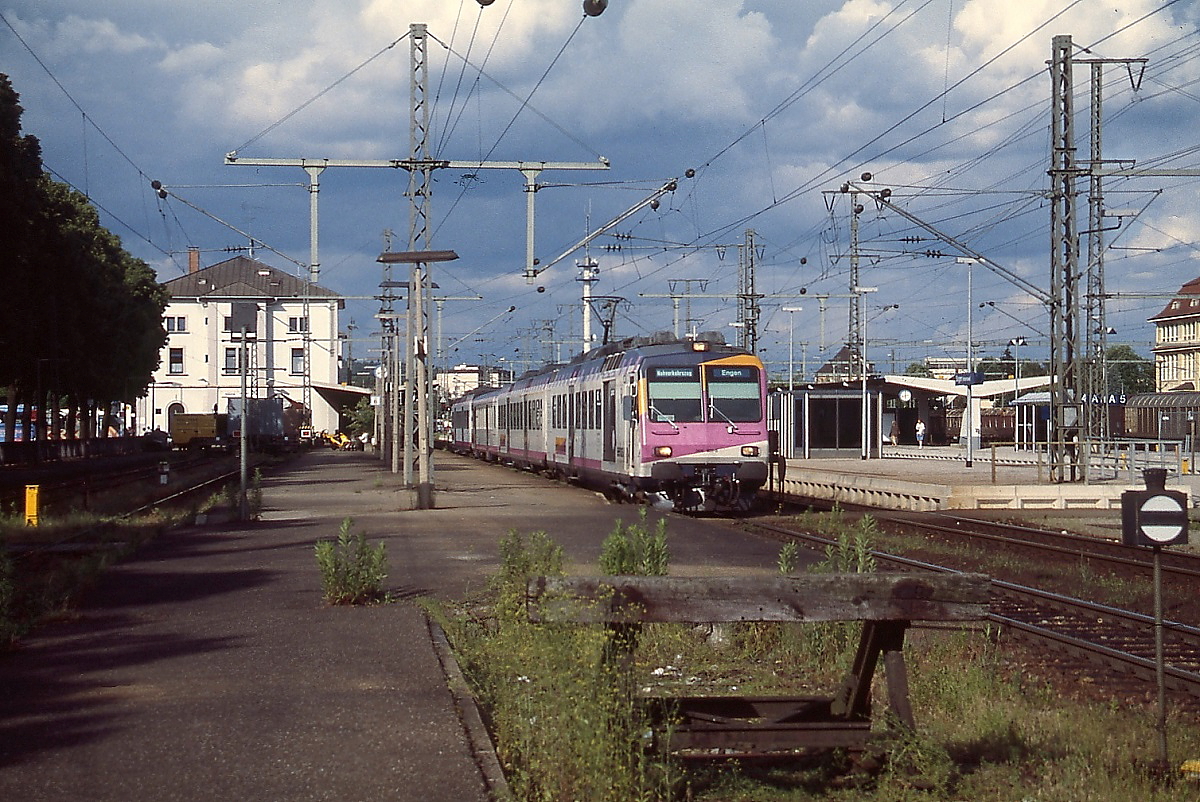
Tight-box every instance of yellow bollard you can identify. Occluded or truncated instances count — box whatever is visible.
[25,484,39,527]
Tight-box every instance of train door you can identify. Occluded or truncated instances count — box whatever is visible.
[602,380,616,464]
[567,385,576,464]
[501,400,510,455]
[625,376,639,475]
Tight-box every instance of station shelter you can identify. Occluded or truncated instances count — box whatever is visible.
[770,374,1052,459]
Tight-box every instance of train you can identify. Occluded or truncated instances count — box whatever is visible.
[168,397,307,452]
[1123,391,1200,441]
[448,333,771,512]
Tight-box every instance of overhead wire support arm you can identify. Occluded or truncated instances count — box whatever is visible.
[526,175,688,282]
[225,153,609,173]
[225,152,609,292]
[844,180,1051,307]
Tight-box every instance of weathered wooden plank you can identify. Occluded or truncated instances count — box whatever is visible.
[527,573,990,624]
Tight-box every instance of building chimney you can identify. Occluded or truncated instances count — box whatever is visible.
[188,246,201,274]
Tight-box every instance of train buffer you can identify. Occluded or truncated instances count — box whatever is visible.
[527,572,990,757]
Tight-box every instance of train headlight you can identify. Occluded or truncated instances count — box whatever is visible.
[690,340,710,352]
[741,446,760,457]
[654,446,673,458]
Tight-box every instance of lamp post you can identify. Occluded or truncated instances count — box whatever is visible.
[782,306,803,392]
[1159,413,1169,467]
[378,249,458,509]
[853,286,878,460]
[1010,336,1026,448]
[957,258,979,468]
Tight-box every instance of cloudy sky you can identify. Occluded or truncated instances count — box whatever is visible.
[5,0,1200,378]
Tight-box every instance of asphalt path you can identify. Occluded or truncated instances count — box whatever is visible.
[0,448,791,801]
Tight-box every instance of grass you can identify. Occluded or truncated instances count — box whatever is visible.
[0,477,238,650]
[435,509,1200,801]
[0,511,178,649]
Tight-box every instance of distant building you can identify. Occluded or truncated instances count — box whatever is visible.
[813,345,861,383]
[138,251,346,434]
[1149,276,1200,391]
[436,364,514,401]
[923,357,968,381]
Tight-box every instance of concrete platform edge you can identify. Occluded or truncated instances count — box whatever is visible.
[428,613,510,801]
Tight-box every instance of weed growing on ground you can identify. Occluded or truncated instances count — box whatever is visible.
[0,546,14,648]
[599,509,669,576]
[314,517,388,605]
[777,540,800,575]
[443,525,675,802]
[249,468,263,518]
[440,512,1200,801]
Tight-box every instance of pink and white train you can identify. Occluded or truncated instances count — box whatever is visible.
[448,334,770,512]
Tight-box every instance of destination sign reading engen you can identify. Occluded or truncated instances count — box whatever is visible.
[707,366,758,381]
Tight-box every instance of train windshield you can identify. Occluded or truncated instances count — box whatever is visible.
[646,366,703,423]
[705,365,762,422]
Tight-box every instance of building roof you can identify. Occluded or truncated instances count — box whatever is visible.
[1148,275,1200,322]
[813,345,861,380]
[162,256,341,301]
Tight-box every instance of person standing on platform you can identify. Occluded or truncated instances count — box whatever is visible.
[889,419,900,447]
[915,419,926,449]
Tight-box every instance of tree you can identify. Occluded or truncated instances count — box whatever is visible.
[343,397,375,437]
[1105,344,1154,395]
[0,74,167,441]
[904,362,932,378]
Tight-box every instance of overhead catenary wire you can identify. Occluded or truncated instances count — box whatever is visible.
[230,31,412,156]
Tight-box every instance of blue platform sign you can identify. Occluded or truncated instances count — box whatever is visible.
[954,371,985,386]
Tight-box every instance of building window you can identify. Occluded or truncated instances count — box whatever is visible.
[168,347,184,375]
[164,316,186,332]
[291,348,305,375]
[223,347,241,374]
[289,316,309,333]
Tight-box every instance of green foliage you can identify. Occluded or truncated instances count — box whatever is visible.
[777,540,799,575]
[798,513,880,666]
[1106,343,1155,394]
[443,527,674,802]
[442,520,1200,800]
[314,517,388,605]
[0,545,15,648]
[599,509,669,576]
[344,396,375,437]
[814,513,879,575]
[0,75,167,438]
[249,468,263,518]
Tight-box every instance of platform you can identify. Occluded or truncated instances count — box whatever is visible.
[777,445,1198,512]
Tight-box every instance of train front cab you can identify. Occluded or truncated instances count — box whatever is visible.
[634,348,770,512]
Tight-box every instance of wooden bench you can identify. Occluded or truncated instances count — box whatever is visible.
[527,572,990,756]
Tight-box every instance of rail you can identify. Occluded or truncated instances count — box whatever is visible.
[746,520,1200,700]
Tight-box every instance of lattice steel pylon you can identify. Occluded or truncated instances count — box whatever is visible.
[403,22,434,494]
[1049,34,1084,483]
[1053,37,1152,482]
[736,229,762,352]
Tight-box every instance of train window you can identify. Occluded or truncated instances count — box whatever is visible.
[705,365,762,422]
[646,366,703,423]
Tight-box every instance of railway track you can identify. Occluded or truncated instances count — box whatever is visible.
[884,510,1200,584]
[2,457,247,557]
[745,517,1200,702]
